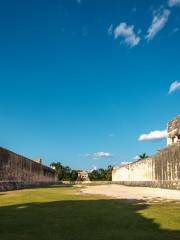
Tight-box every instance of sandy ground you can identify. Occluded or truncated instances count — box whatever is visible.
[81,184,180,202]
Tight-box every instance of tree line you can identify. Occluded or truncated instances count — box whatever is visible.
[50,162,113,181]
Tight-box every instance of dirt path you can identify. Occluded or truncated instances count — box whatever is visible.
[81,184,180,202]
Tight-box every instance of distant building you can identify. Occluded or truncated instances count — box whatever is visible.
[76,171,89,181]
[167,115,180,146]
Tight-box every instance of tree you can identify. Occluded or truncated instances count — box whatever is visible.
[50,162,78,181]
[106,165,113,181]
[89,165,113,181]
[62,166,71,181]
[138,153,149,159]
[50,162,64,180]
[89,170,98,181]
[70,170,78,181]
[50,162,63,171]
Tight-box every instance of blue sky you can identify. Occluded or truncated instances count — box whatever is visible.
[0,0,180,170]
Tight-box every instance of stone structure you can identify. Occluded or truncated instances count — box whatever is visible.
[112,116,180,189]
[167,115,180,146]
[76,171,89,181]
[112,157,153,182]
[0,147,57,191]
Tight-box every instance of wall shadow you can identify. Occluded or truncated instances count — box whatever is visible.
[0,198,179,240]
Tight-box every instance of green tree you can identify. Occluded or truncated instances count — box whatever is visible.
[106,165,113,181]
[62,166,72,181]
[50,162,78,181]
[50,162,64,180]
[89,165,113,181]
[138,153,149,159]
[89,170,100,181]
[70,170,78,181]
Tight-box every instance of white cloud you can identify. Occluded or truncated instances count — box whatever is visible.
[146,9,170,41]
[169,0,180,7]
[113,22,140,47]
[121,161,132,165]
[85,152,113,159]
[169,81,180,94]
[138,130,167,141]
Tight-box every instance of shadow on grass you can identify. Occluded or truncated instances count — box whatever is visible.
[0,198,179,240]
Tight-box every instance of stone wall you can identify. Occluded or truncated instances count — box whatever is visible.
[154,143,180,181]
[112,143,180,189]
[0,147,57,191]
[112,157,154,181]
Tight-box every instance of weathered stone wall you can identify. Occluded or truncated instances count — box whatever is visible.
[112,157,153,181]
[112,143,180,189]
[154,143,180,181]
[0,147,57,191]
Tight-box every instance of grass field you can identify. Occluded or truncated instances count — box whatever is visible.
[0,186,180,240]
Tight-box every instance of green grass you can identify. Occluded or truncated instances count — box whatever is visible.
[0,186,180,240]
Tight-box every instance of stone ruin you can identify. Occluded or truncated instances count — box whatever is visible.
[167,115,180,146]
[0,147,57,191]
[76,171,90,182]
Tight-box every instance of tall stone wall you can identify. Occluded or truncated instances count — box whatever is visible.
[112,143,180,189]
[112,157,154,181]
[0,147,57,191]
[154,143,180,181]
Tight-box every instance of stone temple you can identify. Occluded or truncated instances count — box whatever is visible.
[76,171,89,182]
[112,116,180,189]
[167,115,180,146]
